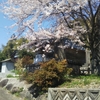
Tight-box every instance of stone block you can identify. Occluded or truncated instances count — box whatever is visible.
[0,79,8,87]
[5,84,13,90]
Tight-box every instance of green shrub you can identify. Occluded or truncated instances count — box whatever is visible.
[14,59,23,77]
[22,72,34,83]
[32,59,72,91]
[7,74,14,78]
[14,56,33,79]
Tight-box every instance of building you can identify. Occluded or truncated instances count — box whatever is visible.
[0,59,15,73]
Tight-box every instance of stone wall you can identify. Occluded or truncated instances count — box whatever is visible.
[0,78,48,100]
[0,78,34,100]
[48,88,100,100]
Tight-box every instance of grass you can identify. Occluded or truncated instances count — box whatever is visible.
[58,74,100,88]
[11,70,20,75]
[6,73,19,78]
[6,74,15,78]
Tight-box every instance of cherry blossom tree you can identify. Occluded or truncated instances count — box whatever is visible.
[1,0,100,74]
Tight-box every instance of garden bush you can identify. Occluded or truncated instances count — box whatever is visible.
[16,58,72,91]
[14,56,33,79]
[32,59,72,90]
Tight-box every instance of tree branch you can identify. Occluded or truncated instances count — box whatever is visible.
[94,4,100,19]
[88,0,94,19]
[61,12,71,28]
[79,7,89,30]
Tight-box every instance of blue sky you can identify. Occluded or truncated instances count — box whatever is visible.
[0,0,55,49]
[0,12,15,49]
[0,12,55,49]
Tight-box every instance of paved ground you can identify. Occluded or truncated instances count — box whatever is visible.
[0,87,23,100]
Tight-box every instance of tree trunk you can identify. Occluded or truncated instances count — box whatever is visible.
[57,48,66,60]
[91,6,100,75]
[54,38,66,61]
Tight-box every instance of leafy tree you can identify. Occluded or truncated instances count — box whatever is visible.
[13,37,35,58]
[1,38,34,60]
[1,0,100,74]
[18,49,34,58]
[2,40,16,59]
[0,49,5,61]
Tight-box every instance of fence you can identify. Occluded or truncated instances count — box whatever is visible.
[48,88,100,100]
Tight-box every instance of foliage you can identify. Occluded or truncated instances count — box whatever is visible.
[22,72,34,83]
[18,49,34,59]
[6,74,14,78]
[0,50,6,61]
[30,59,72,91]
[12,38,34,58]
[2,40,17,59]
[13,38,28,49]
[14,58,23,76]
[21,56,33,67]
[14,56,33,78]
[2,0,100,74]
[60,74,100,88]
[2,0,99,47]
[0,37,34,62]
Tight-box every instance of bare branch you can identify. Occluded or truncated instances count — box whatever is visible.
[79,7,90,30]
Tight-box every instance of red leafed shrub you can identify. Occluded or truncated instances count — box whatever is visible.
[21,56,33,67]
[32,59,72,90]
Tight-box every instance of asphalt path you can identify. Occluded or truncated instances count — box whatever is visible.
[0,87,23,100]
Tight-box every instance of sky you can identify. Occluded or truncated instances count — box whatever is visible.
[0,11,15,49]
[0,0,55,50]
[0,13,55,50]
